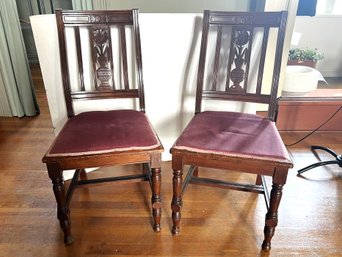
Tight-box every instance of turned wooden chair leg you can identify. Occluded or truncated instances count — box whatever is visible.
[261,183,284,251]
[47,164,73,245]
[151,167,162,232]
[171,169,183,234]
[192,166,199,177]
[79,168,87,180]
[256,175,262,185]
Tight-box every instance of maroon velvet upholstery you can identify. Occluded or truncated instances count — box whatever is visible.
[47,110,160,157]
[173,111,291,163]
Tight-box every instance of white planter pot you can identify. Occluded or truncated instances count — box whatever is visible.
[282,65,324,95]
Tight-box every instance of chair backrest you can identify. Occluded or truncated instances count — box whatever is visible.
[195,10,287,121]
[56,9,145,118]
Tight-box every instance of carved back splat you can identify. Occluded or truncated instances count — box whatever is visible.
[92,27,114,90]
[195,11,287,121]
[56,9,145,117]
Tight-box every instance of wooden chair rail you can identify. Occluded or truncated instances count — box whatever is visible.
[202,90,271,104]
[66,168,151,207]
[70,89,140,100]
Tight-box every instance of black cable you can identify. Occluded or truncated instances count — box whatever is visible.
[285,105,342,147]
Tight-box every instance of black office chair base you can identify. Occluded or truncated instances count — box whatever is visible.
[297,145,342,175]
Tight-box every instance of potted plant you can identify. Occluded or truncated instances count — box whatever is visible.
[288,47,324,68]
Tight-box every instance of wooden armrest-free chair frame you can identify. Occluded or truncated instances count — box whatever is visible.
[170,10,293,251]
[42,9,163,245]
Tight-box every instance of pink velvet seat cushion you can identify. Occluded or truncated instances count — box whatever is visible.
[47,110,161,157]
[172,111,291,163]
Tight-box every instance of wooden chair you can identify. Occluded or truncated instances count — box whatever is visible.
[42,9,163,245]
[170,10,293,251]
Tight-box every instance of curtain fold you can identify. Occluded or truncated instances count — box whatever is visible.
[93,0,110,10]
[72,0,94,10]
[0,0,39,117]
[0,69,12,116]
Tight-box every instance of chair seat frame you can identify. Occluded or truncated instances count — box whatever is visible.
[44,146,163,245]
[171,149,292,250]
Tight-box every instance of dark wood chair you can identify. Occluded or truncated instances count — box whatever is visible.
[170,10,293,251]
[42,9,163,245]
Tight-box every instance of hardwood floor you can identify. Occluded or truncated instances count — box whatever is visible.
[0,65,341,256]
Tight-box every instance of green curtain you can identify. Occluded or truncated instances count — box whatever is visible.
[72,0,93,10]
[0,0,39,117]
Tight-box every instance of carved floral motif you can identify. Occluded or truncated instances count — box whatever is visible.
[93,28,112,89]
[228,30,251,93]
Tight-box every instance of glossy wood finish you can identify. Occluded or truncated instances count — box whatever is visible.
[195,11,287,121]
[171,11,291,251]
[43,9,163,244]
[55,9,146,117]
[1,65,342,256]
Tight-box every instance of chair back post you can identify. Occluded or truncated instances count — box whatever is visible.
[194,10,288,120]
[55,9,146,118]
[267,11,287,121]
[132,9,146,113]
[56,9,74,118]
[195,10,210,115]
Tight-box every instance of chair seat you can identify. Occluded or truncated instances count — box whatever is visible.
[172,111,291,163]
[46,110,161,157]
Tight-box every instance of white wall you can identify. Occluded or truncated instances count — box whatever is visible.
[293,15,342,77]
[256,0,299,110]
[93,0,249,13]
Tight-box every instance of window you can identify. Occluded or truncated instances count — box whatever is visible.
[316,0,342,15]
